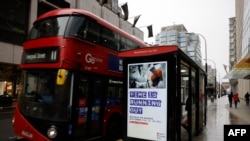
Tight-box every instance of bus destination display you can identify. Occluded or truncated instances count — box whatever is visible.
[22,48,58,63]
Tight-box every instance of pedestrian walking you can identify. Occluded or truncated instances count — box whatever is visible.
[244,92,250,106]
[228,92,233,107]
[233,93,239,108]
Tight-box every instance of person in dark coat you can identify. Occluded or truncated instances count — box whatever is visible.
[228,92,233,108]
[244,92,250,106]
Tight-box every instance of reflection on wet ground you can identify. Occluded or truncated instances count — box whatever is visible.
[192,96,250,141]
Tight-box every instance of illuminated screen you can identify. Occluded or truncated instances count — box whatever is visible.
[22,48,58,63]
[127,61,167,141]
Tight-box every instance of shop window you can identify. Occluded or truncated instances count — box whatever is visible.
[0,0,29,45]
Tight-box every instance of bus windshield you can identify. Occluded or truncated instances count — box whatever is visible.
[28,16,69,39]
[28,14,143,51]
[19,70,72,121]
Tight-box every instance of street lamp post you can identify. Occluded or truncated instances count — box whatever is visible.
[198,34,208,126]
[217,71,221,96]
[204,59,217,98]
[187,32,207,125]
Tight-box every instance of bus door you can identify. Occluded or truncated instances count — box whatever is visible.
[88,77,105,137]
[73,75,105,139]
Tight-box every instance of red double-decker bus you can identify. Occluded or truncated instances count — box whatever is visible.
[12,8,148,141]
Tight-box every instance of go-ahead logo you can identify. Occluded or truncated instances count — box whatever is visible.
[85,53,103,64]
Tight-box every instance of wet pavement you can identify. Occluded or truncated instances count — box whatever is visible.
[193,95,250,141]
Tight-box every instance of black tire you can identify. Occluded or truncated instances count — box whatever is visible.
[106,115,124,141]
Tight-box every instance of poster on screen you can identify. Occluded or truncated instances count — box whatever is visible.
[127,61,168,141]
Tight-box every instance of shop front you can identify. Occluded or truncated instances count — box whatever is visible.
[0,63,22,106]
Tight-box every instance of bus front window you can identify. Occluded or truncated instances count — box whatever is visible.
[19,70,72,121]
[28,16,69,39]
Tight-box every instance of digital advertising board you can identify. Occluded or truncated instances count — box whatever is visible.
[127,61,167,141]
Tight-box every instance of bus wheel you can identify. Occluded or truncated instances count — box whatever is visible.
[106,115,123,141]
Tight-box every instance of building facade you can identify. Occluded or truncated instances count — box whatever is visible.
[228,17,238,92]
[236,0,250,97]
[154,24,219,95]
[229,17,236,70]
[0,0,145,97]
[155,24,202,67]
[226,0,250,98]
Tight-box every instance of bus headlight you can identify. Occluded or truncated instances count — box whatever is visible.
[12,117,15,125]
[47,125,57,139]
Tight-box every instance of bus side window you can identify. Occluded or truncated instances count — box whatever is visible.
[118,87,123,103]
[77,21,88,39]
[119,36,127,51]
[69,16,85,37]
[85,20,100,43]
[101,27,118,51]
[79,78,88,98]
[106,87,122,105]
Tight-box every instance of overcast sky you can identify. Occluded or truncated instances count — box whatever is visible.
[119,0,235,82]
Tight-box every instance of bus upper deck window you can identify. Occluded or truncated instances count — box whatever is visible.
[57,69,68,85]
